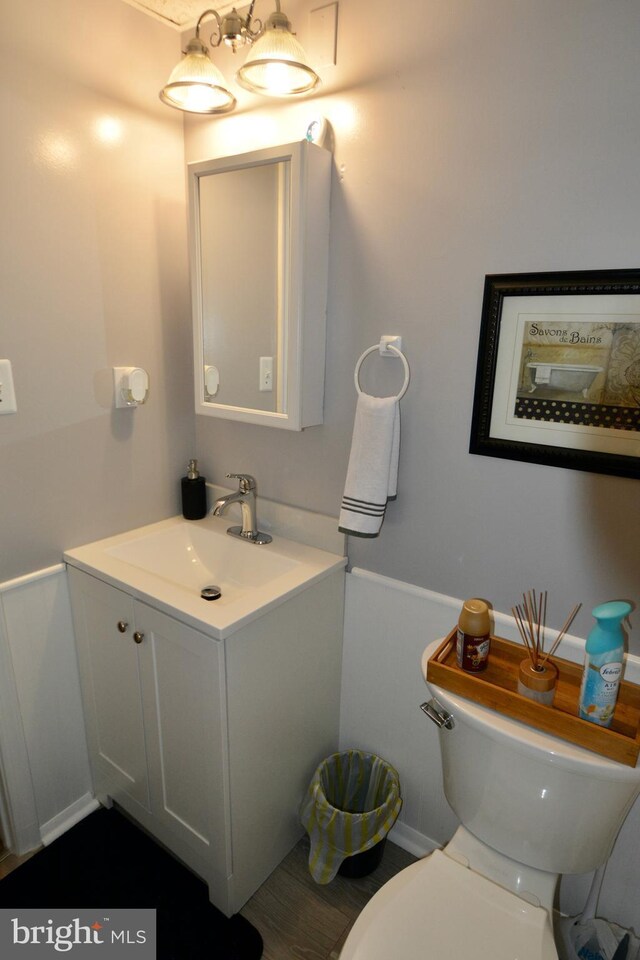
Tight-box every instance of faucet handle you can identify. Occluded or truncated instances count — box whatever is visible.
[226,473,256,493]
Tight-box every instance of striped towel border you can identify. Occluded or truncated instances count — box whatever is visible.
[340,496,387,518]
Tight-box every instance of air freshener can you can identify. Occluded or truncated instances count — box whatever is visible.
[579,600,632,727]
[456,599,491,672]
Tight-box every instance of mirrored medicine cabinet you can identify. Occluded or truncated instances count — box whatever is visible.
[188,141,332,430]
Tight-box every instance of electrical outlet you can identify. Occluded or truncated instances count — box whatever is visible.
[0,359,17,414]
[259,356,274,392]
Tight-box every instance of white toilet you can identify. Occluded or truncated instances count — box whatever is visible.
[339,640,640,960]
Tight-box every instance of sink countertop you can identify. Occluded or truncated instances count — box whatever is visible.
[64,515,346,640]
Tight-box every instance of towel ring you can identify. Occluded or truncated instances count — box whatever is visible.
[354,343,411,400]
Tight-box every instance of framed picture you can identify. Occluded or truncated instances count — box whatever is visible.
[470,270,640,479]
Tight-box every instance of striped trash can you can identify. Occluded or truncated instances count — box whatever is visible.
[300,749,402,884]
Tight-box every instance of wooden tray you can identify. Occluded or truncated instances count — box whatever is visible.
[427,629,640,766]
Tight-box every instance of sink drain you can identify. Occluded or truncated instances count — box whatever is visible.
[201,585,222,601]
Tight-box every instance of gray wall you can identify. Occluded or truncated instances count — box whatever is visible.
[0,0,193,581]
[1,0,637,640]
[187,0,640,646]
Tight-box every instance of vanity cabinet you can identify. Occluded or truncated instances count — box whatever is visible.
[67,564,344,916]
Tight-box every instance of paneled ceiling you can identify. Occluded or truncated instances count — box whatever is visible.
[121,0,236,29]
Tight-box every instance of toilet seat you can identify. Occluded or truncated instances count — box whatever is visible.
[339,849,558,960]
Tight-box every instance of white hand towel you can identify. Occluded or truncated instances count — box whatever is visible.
[339,394,400,537]
[534,364,552,384]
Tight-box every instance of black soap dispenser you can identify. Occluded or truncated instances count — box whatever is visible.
[181,459,207,520]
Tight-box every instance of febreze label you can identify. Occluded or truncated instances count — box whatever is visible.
[579,658,623,727]
[600,662,623,683]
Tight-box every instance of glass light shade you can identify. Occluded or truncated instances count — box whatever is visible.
[236,12,320,96]
[160,37,236,114]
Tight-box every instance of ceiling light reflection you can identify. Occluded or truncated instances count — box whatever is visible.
[93,116,124,147]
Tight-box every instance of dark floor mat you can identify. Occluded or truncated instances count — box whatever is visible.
[0,807,263,959]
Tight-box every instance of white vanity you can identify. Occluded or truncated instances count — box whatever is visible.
[65,515,345,916]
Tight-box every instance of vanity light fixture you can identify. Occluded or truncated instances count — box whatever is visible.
[159,1,320,114]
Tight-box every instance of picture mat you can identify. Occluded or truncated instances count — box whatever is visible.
[489,294,640,458]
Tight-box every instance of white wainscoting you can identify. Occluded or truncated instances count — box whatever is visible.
[0,565,95,852]
[1,560,639,930]
[340,567,640,932]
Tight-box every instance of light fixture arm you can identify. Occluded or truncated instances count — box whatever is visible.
[244,0,259,37]
[244,0,283,41]
[194,9,224,48]
[194,1,279,52]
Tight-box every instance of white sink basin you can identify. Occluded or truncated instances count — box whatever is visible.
[106,521,297,594]
[64,515,346,639]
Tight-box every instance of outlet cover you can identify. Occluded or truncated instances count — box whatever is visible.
[0,359,17,414]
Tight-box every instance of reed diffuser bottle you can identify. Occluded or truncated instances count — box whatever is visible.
[513,591,580,706]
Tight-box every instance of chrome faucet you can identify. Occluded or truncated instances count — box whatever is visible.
[210,474,272,545]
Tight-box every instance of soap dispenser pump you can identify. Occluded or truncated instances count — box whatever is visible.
[181,459,206,520]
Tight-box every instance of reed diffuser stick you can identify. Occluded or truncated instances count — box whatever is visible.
[519,589,548,669]
[523,592,538,667]
[513,606,533,658]
[513,592,581,670]
[534,591,542,664]
[539,603,582,666]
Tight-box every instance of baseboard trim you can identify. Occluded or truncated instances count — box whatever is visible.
[40,793,100,846]
[388,819,439,859]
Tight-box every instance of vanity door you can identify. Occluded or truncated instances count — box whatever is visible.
[67,568,150,812]
[69,570,232,914]
[134,599,229,904]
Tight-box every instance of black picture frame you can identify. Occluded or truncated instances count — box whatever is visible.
[469,269,640,479]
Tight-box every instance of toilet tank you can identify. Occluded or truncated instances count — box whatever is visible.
[427,681,640,875]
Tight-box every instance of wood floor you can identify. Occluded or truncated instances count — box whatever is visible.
[0,831,416,959]
[0,844,38,880]
[240,836,417,960]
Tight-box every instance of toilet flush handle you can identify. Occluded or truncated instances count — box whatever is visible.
[421,699,455,730]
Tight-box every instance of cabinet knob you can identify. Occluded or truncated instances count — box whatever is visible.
[117,621,128,633]
[133,631,144,644]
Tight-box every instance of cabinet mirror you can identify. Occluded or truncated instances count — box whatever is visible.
[188,141,331,430]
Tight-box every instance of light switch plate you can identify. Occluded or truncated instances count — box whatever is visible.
[309,2,338,67]
[0,359,17,414]
[259,356,274,392]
